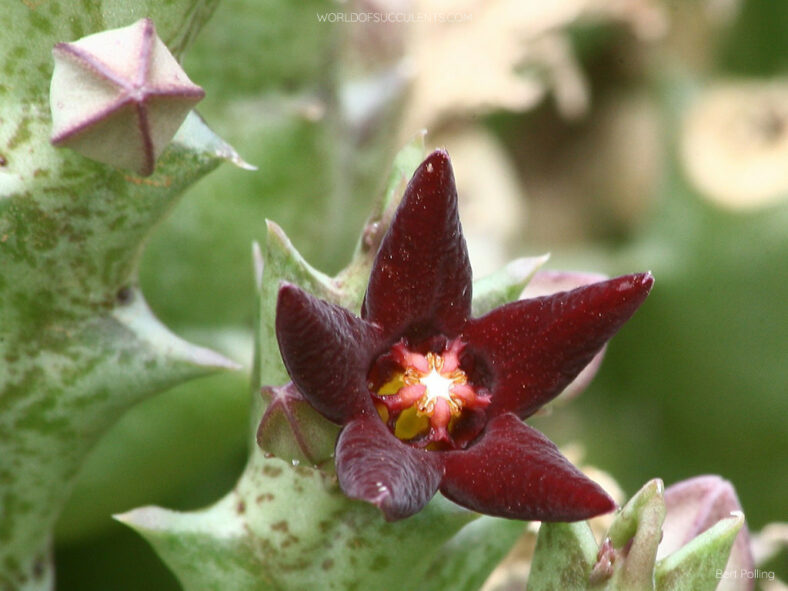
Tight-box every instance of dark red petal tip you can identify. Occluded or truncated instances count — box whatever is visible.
[362,149,472,338]
[424,148,450,166]
[335,415,445,521]
[441,413,615,521]
[275,284,379,423]
[618,271,654,294]
[466,271,654,419]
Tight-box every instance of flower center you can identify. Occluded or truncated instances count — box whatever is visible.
[418,366,456,409]
[369,338,491,448]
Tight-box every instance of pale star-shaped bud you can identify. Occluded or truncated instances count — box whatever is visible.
[50,17,204,176]
[660,475,755,591]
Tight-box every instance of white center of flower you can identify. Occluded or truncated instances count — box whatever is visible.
[419,368,455,405]
[372,339,493,444]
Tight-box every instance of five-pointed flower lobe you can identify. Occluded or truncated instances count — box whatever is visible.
[274,149,654,521]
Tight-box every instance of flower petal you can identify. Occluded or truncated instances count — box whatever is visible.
[335,414,445,521]
[464,272,654,419]
[276,283,381,423]
[440,413,615,521]
[521,270,610,406]
[362,150,472,338]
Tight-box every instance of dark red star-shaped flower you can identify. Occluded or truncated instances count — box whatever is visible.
[274,150,653,521]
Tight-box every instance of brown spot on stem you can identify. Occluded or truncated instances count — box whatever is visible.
[123,174,173,188]
[115,286,133,304]
[346,536,364,549]
[271,520,289,532]
[263,465,283,478]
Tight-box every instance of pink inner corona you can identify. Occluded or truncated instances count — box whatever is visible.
[368,338,491,449]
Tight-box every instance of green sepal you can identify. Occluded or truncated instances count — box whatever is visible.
[597,478,667,591]
[655,513,744,591]
[528,521,599,591]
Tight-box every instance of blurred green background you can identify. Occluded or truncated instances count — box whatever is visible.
[54,0,787,588]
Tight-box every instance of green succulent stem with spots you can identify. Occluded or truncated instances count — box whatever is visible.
[0,2,236,589]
